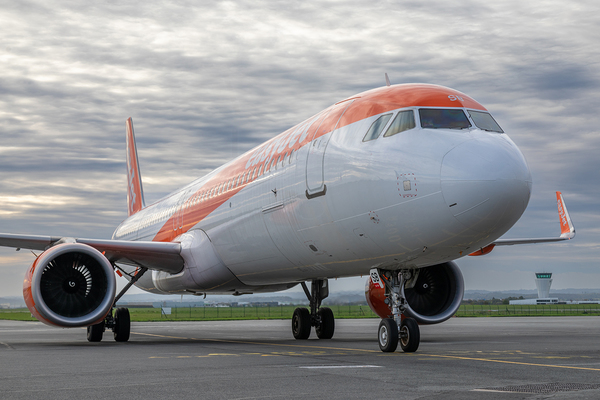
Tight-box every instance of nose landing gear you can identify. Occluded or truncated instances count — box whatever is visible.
[374,269,420,353]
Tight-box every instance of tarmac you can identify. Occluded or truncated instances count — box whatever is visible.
[1,316,600,399]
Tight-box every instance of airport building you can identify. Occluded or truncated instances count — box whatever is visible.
[509,272,559,305]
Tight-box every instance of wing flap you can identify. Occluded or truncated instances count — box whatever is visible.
[0,234,183,274]
[78,239,183,273]
[0,233,61,251]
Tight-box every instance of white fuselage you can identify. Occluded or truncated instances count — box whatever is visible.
[112,85,532,295]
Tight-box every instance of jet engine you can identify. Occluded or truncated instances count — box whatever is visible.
[23,243,116,327]
[365,262,464,324]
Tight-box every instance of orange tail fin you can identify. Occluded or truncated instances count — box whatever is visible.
[126,118,145,216]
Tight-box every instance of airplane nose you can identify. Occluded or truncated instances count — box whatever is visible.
[441,137,532,235]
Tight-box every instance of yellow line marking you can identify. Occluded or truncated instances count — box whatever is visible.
[208,353,238,356]
[420,354,600,372]
[132,332,190,340]
[133,331,600,372]
[131,331,379,353]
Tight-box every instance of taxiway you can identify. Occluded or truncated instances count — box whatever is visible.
[1,317,600,399]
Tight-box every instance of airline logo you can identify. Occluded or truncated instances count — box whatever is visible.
[150,84,488,242]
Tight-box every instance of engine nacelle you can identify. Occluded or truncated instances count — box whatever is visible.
[365,262,464,325]
[23,243,116,327]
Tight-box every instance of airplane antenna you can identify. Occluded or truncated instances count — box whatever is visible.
[385,73,391,87]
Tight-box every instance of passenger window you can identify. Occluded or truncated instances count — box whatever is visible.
[363,114,392,142]
[419,109,471,129]
[468,110,504,133]
[383,110,416,137]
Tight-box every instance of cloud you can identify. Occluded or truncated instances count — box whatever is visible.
[0,0,599,296]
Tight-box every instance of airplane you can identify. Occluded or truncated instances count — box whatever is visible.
[0,82,575,353]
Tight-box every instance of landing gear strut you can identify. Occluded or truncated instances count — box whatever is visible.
[292,279,335,340]
[375,269,420,353]
[86,267,147,343]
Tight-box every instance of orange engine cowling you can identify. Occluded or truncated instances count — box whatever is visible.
[23,243,116,327]
[365,262,464,325]
[365,275,392,319]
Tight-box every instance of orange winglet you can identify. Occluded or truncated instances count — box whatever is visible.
[468,243,496,256]
[556,191,571,236]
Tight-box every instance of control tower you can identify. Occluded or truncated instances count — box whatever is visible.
[510,272,559,305]
[535,272,553,298]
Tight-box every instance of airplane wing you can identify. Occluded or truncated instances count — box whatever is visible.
[469,191,575,256]
[0,233,183,273]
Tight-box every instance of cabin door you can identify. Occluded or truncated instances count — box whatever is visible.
[305,100,353,198]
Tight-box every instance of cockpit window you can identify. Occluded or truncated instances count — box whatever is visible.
[468,110,504,133]
[363,113,392,142]
[383,110,416,137]
[419,109,471,129]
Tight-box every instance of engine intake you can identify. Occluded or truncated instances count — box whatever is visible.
[23,243,116,327]
[365,262,464,325]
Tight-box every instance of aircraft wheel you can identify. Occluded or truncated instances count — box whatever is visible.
[292,307,311,339]
[315,307,335,339]
[400,317,420,353]
[113,307,131,342]
[378,318,398,352]
[87,321,104,342]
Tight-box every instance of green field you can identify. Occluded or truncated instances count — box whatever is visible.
[456,303,600,317]
[2,303,600,322]
[0,304,379,322]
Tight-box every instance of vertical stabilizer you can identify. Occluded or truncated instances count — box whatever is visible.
[126,118,145,216]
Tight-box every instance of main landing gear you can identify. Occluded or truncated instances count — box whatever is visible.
[376,269,420,353]
[292,279,335,340]
[87,267,147,343]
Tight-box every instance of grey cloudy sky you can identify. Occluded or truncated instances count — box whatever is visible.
[1,0,599,297]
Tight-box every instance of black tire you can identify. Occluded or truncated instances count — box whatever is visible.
[87,321,104,342]
[292,307,311,340]
[400,317,420,353]
[378,318,398,352]
[113,307,131,342]
[315,307,335,339]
